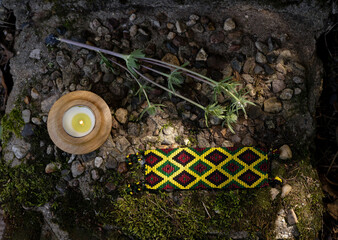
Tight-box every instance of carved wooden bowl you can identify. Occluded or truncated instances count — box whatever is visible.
[47,91,112,154]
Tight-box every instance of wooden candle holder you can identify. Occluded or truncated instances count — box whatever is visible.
[47,91,112,154]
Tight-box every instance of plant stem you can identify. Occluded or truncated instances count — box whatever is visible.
[109,59,151,106]
[140,57,218,85]
[140,65,170,78]
[140,61,214,87]
[131,67,206,110]
[57,37,126,59]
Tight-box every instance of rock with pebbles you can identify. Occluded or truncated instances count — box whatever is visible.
[12,141,31,159]
[287,209,298,225]
[115,108,128,124]
[190,14,199,21]
[129,25,138,37]
[272,79,286,93]
[46,145,53,155]
[264,97,282,113]
[279,144,292,160]
[22,109,31,123]
[186,19,196,27]
[41,95,59,113]
[116,136,131,153]
[223,18,236,31]
[105,155,118,169]
[281,184,292,198]
[191,23,204,33]
[167,32,176,40]
[56,78,64,92]
[94,157,103,168]
[255,41,269,54]
[242,74,254,84]
[90,19,101,31]
[163,126,174,135]
[197,133,210,148]
[91,169,100,181]
[275,209,299,239]
[129,13,136,21]
[256,52,267,64]
[243,57,255,73]
[21,123,34,137]
[196,48,208,61]
[254,65,264,74]
[31,88,40,99]
[270,188,280,200]
[231,58,242,72]
[175,21,186,33]
[31,117,42,125]
[45,162,61,173]
[280,88,293,100]
[162,53,180,66]
[167,23,174,29]
[56,51,70,68]
[29,49,41,60]
[246,84,256,97]
[276,63,287,75]
[263,64,275,75]
[71,160,85,178]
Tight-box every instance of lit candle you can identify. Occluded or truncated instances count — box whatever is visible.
[62,105,96,137]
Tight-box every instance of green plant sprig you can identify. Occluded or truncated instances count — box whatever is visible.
[55,37,254,130]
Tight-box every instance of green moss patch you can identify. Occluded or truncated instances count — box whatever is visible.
[283,159,324,239]
[0,107,24,147]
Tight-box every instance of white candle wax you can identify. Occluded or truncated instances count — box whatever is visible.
[62,105,96,137]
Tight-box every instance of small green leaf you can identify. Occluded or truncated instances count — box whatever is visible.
[135,84,152,102]
[98,52,116,74]
[124,49,145,75]
[167,63,188,98]
[204,103,227,127]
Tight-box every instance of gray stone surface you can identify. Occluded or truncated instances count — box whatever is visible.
[196,48,208,61]
[22,109,31,123]
[275,209,299,239]
[12,140,31,159]
[29,48,41,60]
[71,160,85,178]
[41,95,59,113]
[1,0,330,238]
[115,136,131,153]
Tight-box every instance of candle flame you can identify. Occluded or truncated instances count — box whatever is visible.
[79,120,84,126]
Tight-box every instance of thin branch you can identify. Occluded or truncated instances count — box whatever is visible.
[109,58,151,105]
[140,60,215,87]
[57,37,126,59]
[140,59,215,87]
[326,151,338,176]
[202,201,211,219]
[132,67,205,110]
[140,57,218,85]
[147,198,174,219]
